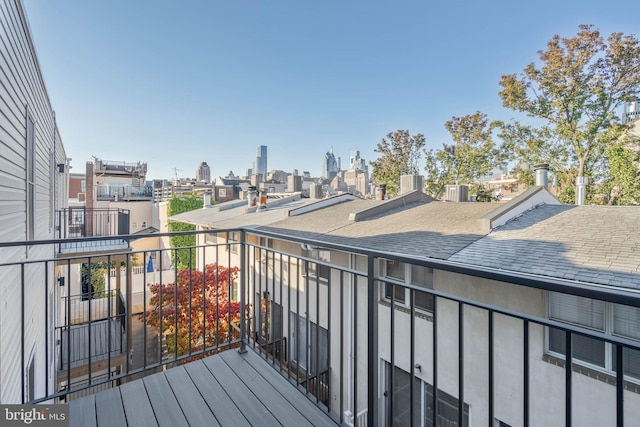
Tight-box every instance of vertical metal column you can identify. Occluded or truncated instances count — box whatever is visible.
[367,255,378,427]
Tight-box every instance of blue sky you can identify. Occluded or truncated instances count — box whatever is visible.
[23,0,639,180]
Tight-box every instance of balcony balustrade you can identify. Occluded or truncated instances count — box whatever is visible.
[95,184,153,201]
[1,229,639,426]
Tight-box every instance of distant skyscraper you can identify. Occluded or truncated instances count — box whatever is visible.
[253,145,267,180]
[349,150,367,172]
[196,161,211,183]
[322,147,340,179]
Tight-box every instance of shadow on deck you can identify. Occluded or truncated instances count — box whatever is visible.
[69,349,338,427]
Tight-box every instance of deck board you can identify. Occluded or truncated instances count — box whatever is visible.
[183,360,251,427]
[69,393,96,427]
[240,351,338,427]
[94,387,127,427]
[119,379,158,427]
[69,349,338,426]
[142,373,189,427]
[219,351,315,427]
[164,366,220,427]
[202,355,281,427]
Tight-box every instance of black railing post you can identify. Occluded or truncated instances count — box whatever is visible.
[367,254,378,427]
[616,344,624,427]
[565,331,572,427]
[239,230,247,353]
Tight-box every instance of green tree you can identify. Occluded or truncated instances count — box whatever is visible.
[370,130,426,197]
[81,262,109,299]
[167,197,203,270]
[498,25,640,204]
[424,112,504,199]
[601,135,640,205]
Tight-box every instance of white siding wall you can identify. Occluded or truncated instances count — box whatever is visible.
[0,0,67,403]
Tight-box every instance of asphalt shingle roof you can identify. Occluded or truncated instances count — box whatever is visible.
[450,205,640,289]
[262,200,497,259]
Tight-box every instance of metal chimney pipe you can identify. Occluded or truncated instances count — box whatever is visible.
[377,184,387,200]
[533,163,549,188]
[575,176,588,205]
[247,186,257,207]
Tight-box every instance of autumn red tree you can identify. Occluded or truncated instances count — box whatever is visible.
[140,263,241,356]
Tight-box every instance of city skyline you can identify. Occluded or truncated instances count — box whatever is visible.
[22,0,639,180]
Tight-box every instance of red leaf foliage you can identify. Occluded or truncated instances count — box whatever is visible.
[139,264,241,356]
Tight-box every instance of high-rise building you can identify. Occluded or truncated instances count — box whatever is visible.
[349,150,367,172]
[196,161,211,183]
[253,145,267,181]
[322,147,340,179]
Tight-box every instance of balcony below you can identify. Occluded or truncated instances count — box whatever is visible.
[69,348,337,427]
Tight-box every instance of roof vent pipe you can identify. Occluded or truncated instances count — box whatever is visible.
[575,176,588,205]
[377,184,387,200]
[247,186,257,207]
[534,163,549,188]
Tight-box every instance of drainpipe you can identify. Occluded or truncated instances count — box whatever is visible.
[575,176,588,205]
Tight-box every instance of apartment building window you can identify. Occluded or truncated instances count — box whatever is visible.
[383,261,434,312]
[290,312,328,375]
[304,248,331,283]
[548,292,640,380]
[228,231,239,254]
[384,362,469,427]
[256,292,282,343]
[26,115,36,240]
[204,227,217,244]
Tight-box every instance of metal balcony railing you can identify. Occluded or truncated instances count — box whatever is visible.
[1,229,640,427]
[56,208,130,239]
[95,184,153,201]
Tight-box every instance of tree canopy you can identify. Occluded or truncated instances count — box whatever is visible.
[424,112,504,199]
[167,197,203,270]
[141,263,240,357]
[498,24,640,204]
[370,130,426,197]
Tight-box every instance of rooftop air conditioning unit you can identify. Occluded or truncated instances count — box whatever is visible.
[77,192,86,202]
[445,185,469,202]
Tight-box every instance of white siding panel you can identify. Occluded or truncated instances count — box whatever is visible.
[0,0,65,403]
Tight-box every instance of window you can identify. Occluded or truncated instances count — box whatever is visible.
[204,226,217,244]
[383,261,434,312]
[384,362,469,427]
[290,312,328,375]
[26,115,36,240]
[304,248,330,283]
[256,292,282,342]
[548,292,640,380]
[227,231,239,254]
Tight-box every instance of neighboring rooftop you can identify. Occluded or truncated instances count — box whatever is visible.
[262,192,498,259]
[450,204,640,289]
[169,193,359,230]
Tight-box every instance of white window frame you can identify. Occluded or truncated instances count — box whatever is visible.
[303,248,331,284]
[547,291,640,382]
[382,260,434,313]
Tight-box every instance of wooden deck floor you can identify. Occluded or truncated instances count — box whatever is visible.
[69,349,338,427]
